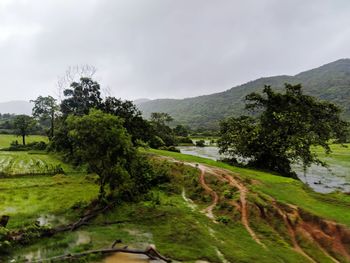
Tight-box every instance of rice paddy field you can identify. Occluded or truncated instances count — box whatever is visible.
[0,151,75,176]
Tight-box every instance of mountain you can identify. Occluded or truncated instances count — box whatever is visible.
[137,59,350,129]
[134,98,151,105]
[0,100,33,115]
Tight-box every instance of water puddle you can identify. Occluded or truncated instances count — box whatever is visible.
[75,231,91,245]
[3,206,17,213]
[293,163,350,193]
[104,253,150,263]
[103,252,169,263]
[24,249,43,262]
[37,214,68,226]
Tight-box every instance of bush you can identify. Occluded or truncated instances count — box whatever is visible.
[217,215,231,225]
[223,190,233,199]
[159,146,180,153]
[176,136,194,145]
[6,141,47,151]
[149,135,165,149]
[195,140,205,147]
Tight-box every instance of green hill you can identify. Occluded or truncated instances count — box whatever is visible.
[137,59,350,129]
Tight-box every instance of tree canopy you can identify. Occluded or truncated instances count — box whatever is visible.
[13,115,36,145]
[218,84,348,178]
[67,110,134,201]
[102,96,152,143]
[66,109,159,202]
[61,77,102,116]
[31,95,59,138]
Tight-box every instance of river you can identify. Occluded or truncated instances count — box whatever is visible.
[177,145,350,193]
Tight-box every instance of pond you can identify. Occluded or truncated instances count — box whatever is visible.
[177,146,350,193]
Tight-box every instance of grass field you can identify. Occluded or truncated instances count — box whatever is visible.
[1,141,349,262]
[0,134,48,149]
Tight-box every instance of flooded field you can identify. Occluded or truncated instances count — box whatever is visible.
[0,152,73,176]
[178,145,350,193]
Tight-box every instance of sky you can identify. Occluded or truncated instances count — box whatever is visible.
[0,0,350,102]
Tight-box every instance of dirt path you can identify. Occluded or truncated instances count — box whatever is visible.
[187,163,264,247]
[198,165,219,220]
[222,171,265,248]
[186,163,218,220]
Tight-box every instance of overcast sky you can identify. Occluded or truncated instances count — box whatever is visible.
[0,0,349,102]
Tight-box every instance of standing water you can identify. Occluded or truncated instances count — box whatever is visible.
[104,253,165,263]
[177,146,350,193]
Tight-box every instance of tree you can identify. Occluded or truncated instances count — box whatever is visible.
[61,77,102,116]
[150,112,176,147]
[13,115,36,145]
[151,112,173,125]
[102,97,152,143]
[67,110,136,201]
[195,140,205,147]
[173,124,189,137]
[57,65,97,102]
[31,96,59,138]
[218,84,348,178]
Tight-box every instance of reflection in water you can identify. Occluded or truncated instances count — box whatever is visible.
[178,146,222,161]
[75,231,91,245]
[178,146,350,193]
[104,252,166,263]
[104,253,150,263]
[293,163,350,193]
[37,214,68,226]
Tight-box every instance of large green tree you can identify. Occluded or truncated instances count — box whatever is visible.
[13,115,36,145]
[66,110,155,202]
[218,84,348,178]
[102,97,152,143]
[31,95,59,138]
[61,77,102,116]
[150,112,176,147]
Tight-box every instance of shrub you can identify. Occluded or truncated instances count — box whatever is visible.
[176,136,194,145]
[149,135,165,149]
[6,141,47,151]
[195,140,205,147]
[159,146,180,153]
[217,215,231,225]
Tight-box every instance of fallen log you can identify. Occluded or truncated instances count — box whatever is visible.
[33,245,172,262]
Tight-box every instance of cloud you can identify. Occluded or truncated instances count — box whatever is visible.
[0,0,349,102]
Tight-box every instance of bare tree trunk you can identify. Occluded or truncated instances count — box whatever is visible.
[22,134,26,145]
